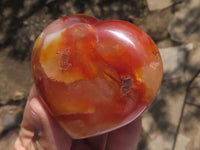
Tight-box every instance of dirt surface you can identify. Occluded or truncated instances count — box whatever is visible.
[0,0,199,150]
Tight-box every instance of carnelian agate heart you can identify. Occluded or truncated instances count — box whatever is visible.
[31,14,163,139]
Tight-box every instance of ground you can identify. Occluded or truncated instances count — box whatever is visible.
[0,0,200,150]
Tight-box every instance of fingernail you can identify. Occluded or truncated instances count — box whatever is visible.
[30,98,42,132]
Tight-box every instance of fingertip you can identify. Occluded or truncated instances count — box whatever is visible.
[29,97,44,115]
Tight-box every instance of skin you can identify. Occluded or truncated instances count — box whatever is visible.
[14,85,141,150]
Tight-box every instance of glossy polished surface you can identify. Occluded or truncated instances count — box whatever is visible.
[31,14,163,139]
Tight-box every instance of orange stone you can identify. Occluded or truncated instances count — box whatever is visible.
[31,14,163,139]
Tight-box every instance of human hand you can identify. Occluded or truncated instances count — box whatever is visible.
[14,85,141,150]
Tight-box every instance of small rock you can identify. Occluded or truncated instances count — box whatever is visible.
[23,20,29,25]
[159,43,193,80]
[0,33,5,44]
[176,134,193,150]
[187,43,200,70]
[93,6,101,17]
[42,19,46,23]
[17,10,26,18]
[183,42,200,81]
[111,3,120,11]
[168,0,200,42]
[0,105,22,134]
[147,134,174,150]
[187,72,200,105]
[2,8,12,18]
[138,8,174,40]
[147,0,182,11]
[12,91,25,101]
[65,2,70,7]
[30,34,36,42]
[4,113,19,131]
[46,0,55,4]
[142,113,157,139]
[157,39,174,48]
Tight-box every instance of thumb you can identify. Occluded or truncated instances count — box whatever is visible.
[15,96,72,150]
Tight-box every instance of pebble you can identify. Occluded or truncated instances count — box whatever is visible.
[159,43,193,80]
[147,0,180,11]
[168,0,200,42]
[12,91,25,101]
[0,105,22,134]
